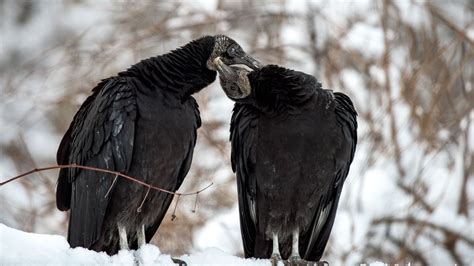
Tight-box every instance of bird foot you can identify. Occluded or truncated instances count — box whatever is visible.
[284,256,308,266]
[171,258,187,266]
[271,253,282,266]
[284,257,328,266]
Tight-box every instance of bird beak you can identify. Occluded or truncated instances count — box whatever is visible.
[214,57,238,81]
[214,57,237,80]
[232,54,263,70]
[215,57,252,100]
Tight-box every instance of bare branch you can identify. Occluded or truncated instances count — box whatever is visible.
[373,216,474,246]
[0,164,213,197]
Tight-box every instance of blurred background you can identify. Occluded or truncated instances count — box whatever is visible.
[0,0,472,265]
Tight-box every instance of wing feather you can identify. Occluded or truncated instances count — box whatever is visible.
[230,103,259,257]
[56,78,137,248]
[143,99,200,243]
[302,91,357,261]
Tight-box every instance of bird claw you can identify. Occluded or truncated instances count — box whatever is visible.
[286,255,303,265]
[271,253,282,266]
[284,258,328,266]
[284,257,307,266]
[171,258,187,266]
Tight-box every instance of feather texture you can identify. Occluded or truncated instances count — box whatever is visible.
[229,65,358,260]
[56,36,216,255]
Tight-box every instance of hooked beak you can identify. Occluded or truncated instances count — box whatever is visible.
[215,57,252,100]
[232,54,263,70]
[215,57,238,81]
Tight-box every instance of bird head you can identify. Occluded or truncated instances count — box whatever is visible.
[207,35,262,71]
[217,64,318,113]
[215,62,252,100]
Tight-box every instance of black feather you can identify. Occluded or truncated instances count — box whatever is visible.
[56,36,217,255]
[229,65,357,261]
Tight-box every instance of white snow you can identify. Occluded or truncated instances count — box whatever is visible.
[180,248,268,266]
[0,223,268,265]
[1,223,394,265]
[1,223,145,265]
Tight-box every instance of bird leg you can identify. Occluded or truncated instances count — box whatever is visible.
[287,230,310,266]
[117,223,129,251]
[271,233,282,266]
[288,229,301,262]
[137,224,146,248]
[171,258,188,266]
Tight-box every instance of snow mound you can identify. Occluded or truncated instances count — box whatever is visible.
[0,223,172,265]
[0,224,387,265]
[0,223,265,265]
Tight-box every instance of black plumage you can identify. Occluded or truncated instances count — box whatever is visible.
[56,35,260,255]
[217,64,357,262]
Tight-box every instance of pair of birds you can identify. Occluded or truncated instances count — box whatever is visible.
[56,35,357,264]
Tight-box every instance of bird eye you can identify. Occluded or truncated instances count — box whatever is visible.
[227,46,238,57]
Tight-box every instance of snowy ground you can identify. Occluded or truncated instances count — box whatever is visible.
[1,223,388,265]
[0,223,268,265]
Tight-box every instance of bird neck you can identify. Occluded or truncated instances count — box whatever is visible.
[122,36,217,99]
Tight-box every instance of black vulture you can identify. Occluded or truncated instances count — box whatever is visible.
[56,35,261,255]
[215,62,357,264]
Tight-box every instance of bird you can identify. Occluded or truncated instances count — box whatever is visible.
[215,61,357,264]
[56,35,261,255]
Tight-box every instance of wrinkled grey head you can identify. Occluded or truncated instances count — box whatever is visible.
[207,35,262,71]
[216,63,252,100]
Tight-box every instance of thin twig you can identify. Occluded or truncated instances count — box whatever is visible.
[191,192,199,213]
[137,186,151,213]
[104,175,119,199]
[373,216,474,246]
[171,195,181,221]
[0,164,213,197]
